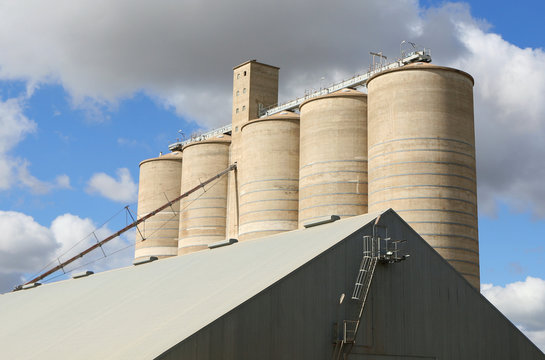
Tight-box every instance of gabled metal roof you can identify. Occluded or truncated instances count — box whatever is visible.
[0,212,382,359]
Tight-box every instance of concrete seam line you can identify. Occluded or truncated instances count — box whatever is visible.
[299,159,368,171]
[370,184,476,195]
[370,196,476,207]
[395,208,477,218]
[239,188,298,197]
[368,136,474,151]
[239,178,298,188]
[419,233,478,242]
[299,180,367,191]
[434,246,479,255]
[299,192,367,201]
[369,172,476,183]
[299,203,365,211]
[369,160,475,172]
[299,170,368,180]
[239,209,298,216]
[368,148,475,161]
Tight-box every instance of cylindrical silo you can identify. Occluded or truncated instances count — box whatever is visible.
[298,89,368,227]
[178,135,231,255]
[239,111,300,241]
[367,63,479,288]
[135,151,183,261]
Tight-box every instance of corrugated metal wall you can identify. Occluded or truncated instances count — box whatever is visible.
[157,211,543,360]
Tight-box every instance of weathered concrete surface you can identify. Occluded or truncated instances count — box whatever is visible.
[239,111,300,241]
[298,88,368,227]
[367,63,479,288]
[178,136,230,255]
[134,151,183,260]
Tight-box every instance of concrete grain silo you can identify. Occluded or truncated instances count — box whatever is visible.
[134,151,183,261]
[178,136,231,255]
[366,63,479,288]
[298,89,368,227]
[238,111,300,241]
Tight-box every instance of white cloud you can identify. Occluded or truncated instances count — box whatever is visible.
[17,160,71,194]
[0,210,134,293]
[0,0,423,128]
[50,213,99,256]
[482,277,545,352]
[86,168,138,203]
[446,20,545,217]
[55,174,71,189]
[0,98,36,153]
[0,98,36,190]
[0,97,72,194]
[0,1,544,217]
[0,211,58,273]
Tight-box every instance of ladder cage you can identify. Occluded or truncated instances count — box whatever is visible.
[333,225,409,359]
[343,320,358,343]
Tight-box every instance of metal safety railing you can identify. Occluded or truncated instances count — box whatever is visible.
[259,49,431,117]
[169,48,432,151]
[333,217,410,360]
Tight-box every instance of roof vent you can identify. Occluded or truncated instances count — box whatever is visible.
[209,238,238,249]
[133,256,158,266]
[21,282,42,290]
[72,270,94,279]
[303,215,341,228]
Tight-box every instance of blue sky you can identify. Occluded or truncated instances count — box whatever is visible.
[0,0,544,350]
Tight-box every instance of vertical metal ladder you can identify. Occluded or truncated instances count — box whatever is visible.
[333,237,378,360]
[352,254,378,301]
[332,220,408,360]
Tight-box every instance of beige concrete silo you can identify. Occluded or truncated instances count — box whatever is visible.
[178,135,231,255]
[239,111,300,241]
[298,89,368,227]
[135,151,183,261]
[367,63,479,288]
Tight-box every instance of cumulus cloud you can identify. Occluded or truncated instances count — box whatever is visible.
[0,97,71,193]
[445,19,545,217]
[0,211,57,273]
[0,1,544,217]
[0,211,134,293]
[0,98,36,190]
[482,277,545,352]
[86,168,138,203]
[17,161,71,194]
[0,0,423,127]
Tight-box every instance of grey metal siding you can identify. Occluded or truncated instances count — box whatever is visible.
[158,211,544,359]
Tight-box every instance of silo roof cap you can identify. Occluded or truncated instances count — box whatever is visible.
[241,111,299,131]
[182,134,232,151]
[299,88,367,109]
[139,151,183,167]
[367,62,474,86]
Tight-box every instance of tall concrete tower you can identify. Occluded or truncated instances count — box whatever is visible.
[227,60,279,239]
